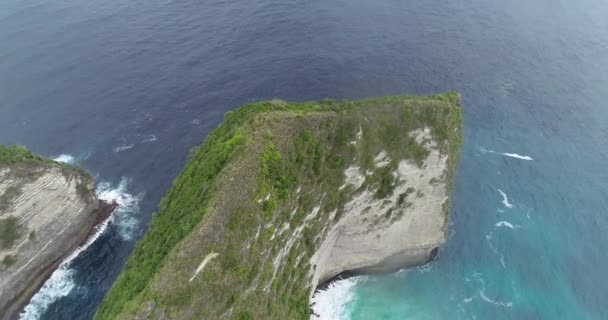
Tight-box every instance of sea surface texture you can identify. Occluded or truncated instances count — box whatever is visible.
[1,0,607,319]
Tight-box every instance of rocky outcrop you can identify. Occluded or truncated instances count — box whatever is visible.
[95,93,463,320]
[311,128,449,289]
[0,162,111,320]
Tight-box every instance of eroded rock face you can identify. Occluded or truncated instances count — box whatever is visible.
[311,128,449,289]
[0,165,100,319]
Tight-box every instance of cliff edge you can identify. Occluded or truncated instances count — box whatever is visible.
[96,93,463,320]
[0,146,113,319]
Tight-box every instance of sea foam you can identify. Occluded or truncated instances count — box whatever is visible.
[113,144,134,153]
[19,178,140,320]
[495,221,519,229]
[485,231,506,268]
[96,178,141,241]
[311,277,359,320]
[500,153,534,161]
[497,189,513,208]
[468,273,513,308]
[479,289,513,307]
[479,146,534,161]
[142,134,157,142]
[19,268,77,320]
[52,154,76,164]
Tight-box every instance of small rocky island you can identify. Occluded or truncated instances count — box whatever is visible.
[0,146,115,319]
[96,93,463,320]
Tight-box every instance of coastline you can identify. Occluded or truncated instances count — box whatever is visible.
[5,200,118,320]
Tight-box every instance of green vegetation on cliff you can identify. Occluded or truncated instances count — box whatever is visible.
[0,145,90,176]
[0,145,50,165]
[95,93,463,320]
[0,217,20,249]
[0,145,94,253]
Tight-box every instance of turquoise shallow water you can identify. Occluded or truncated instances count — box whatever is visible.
[339,130,608,319]
[309,1,608,317]
[1,0,607,318]
[315,119,608,319]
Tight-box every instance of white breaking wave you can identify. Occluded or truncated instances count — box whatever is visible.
[19,268,77,319]
[20,178,140,320]
[497,189,513,208]
[142,134,157,142]
[53,154,76,164]
[479,289,513,307]
[501,153,533,161]
[96,178,141,241]
[311,277,359,320]
[495,221,519,229]
[113,144,134,153]
[479,146,533,161]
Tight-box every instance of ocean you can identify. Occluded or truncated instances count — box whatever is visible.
[1,0,607,319]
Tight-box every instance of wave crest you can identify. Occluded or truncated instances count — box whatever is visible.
[19,268,77,320]
[479,146,534,161]
[53,154,76,164]
[495,221,519,229]
[113,144,134,153]
[497,189,513,208]
[96,178,141,241]
[501,153,533,161]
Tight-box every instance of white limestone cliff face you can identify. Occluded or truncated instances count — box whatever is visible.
[310,128,449,291]
[0,165,101,319]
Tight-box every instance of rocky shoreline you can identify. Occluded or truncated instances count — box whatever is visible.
[0,151,118,320]
[5,200,117,320]
[83,200,119,245]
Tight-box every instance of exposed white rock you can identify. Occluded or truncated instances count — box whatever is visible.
[348,126,363,145]
[373,151,391,168]
[266,205,321,291]
[189,252,219,282]
[339,166,365,191]
[310,128,449,294]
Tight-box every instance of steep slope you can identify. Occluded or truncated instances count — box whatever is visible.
[95,93,463,320]
[0,146,114,319]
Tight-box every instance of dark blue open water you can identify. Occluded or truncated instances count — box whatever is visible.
[1,0,607,319]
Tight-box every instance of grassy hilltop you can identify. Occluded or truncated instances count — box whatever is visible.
[95,93,463,320]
